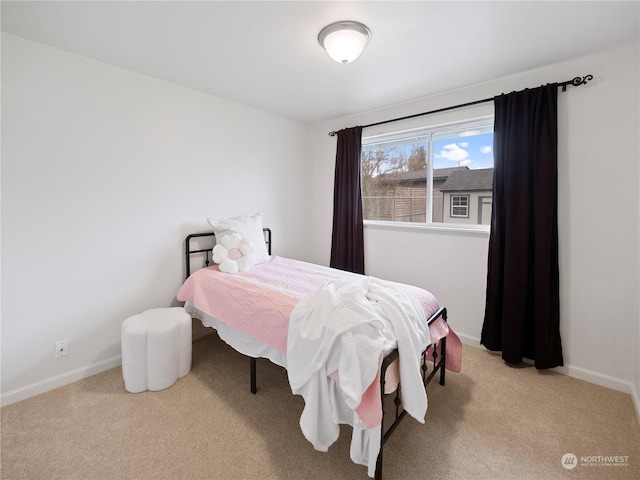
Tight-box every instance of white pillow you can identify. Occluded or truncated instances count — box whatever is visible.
[207,212,270,265]
[211,233,257,274]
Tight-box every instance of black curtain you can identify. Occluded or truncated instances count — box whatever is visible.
[330,126,365,274]
[481,84,563,369]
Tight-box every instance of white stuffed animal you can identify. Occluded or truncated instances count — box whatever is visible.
[212,233,257,274]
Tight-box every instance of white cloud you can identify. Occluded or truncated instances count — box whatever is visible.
[437,143,470,163]
[480,145,492,154]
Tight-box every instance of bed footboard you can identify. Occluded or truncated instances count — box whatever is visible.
[249,305,449,480]
[375,306,448,480]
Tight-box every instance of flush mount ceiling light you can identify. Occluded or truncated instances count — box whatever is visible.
[318,21,371,65]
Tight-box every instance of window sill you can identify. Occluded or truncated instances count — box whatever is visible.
[364,220,490,236]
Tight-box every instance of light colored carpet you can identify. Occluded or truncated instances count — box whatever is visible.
[2,334,639,479]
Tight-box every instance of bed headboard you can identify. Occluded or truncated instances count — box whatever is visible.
[184,228,272,279]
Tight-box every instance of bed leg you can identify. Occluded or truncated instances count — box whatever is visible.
[374,446,383,480]
[250,357,257,394]
[375,355,387,480]
[439,336,447,386]
[374,407,384,480]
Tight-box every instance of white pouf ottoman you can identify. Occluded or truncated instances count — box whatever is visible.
[121,307,192,393]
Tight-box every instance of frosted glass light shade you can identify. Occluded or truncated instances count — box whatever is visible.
[318,21,371,65]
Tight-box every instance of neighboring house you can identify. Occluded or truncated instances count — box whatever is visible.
[363,166,493,225]
[439,168,493,225]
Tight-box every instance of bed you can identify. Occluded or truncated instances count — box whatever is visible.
[177,221,461,479]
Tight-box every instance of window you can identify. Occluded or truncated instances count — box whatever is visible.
[451,195,469,217]
[361,118,494,228]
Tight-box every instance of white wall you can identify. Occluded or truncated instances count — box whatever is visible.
[1,34,313,405]
[2,33,638,417]
[308,43,640,403]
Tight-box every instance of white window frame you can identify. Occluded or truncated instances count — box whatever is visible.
[361,116,494,233]
[450,195,470,218]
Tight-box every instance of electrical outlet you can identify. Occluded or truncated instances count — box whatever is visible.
[54,339,68,359]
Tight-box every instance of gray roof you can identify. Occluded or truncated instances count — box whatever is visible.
[439,168,494,192]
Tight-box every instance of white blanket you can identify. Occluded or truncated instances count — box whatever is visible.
[286,276,431,477]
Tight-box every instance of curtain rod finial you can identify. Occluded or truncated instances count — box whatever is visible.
[561,74,594,92]
[328,131,337,137]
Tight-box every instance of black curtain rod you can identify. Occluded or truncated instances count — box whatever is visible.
[328,74,593,136]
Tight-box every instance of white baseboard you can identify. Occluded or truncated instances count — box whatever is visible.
[1,356,122,407]
[455,333,633,395]
[551,364,632,395]
[456,332,481,346]
[1,321,210,407]
[631,382,640,427]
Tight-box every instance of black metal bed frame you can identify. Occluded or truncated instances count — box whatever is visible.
[376,306,447,480]
[183,230,447,480]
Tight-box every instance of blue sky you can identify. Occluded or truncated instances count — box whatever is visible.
[363,131,494,175]
[433,132,494,170]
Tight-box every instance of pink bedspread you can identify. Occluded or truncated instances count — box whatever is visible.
[177,256,462,424]
[178,256,444,351]
[178,255,461,361]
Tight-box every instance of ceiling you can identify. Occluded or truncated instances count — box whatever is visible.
[2,1,639,123]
